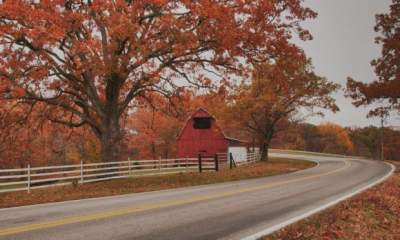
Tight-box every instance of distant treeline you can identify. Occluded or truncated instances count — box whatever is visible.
[271,122,400,161]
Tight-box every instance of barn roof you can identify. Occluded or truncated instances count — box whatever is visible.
[191,107,214,118]
[176,108,215,141]
[225,136,246,143]
[176,108,247,145]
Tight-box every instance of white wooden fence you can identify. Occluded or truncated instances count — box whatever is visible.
[236,151,261,166]
[0,152,260,194]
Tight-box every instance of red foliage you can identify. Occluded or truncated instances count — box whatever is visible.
[0,0,317,162]
[347,0,400,117]
[127,107,181,160]
[0,102,100,168]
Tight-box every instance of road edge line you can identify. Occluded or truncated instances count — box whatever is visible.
[241,161,396,240]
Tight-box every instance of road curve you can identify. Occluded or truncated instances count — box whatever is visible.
[0,153,394,240]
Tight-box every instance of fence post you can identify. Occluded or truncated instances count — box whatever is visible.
[214,154,219,172]
[80,160,84,184]
[159,157,162,172]
[128,158,131,175]
[27,164,31,193]
[198,154,202,173]
[185,157,188,172]
[229,153,236,169]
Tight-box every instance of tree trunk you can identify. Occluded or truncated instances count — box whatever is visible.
[260,142,269,161]
[100,116,121,162]
[259,127,274,161]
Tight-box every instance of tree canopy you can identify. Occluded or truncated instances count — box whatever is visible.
[0,0,316,161]
[347,0,400,117]
[229,57,339,160]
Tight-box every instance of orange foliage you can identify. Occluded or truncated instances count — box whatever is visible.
[347,0,400,117]
[0,0,317,162]
[265,162,400,240]
[317,123,354,154]
[128,108,181,160]
[230,58,339,160]
[0,102,100,168]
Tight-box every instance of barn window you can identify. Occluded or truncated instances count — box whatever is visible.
[193,117,211,129]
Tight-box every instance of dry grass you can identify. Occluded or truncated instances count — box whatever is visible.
[263,161,400,240]
[0,157,314,209]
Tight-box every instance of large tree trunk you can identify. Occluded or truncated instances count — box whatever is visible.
[100,115,121,162]
[260,142,269,161]
[260,129,274,161]
[100,73,124,163]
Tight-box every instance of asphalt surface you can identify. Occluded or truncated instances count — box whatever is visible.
[0,153,394,240]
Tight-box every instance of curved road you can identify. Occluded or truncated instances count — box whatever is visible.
[0,152,394,240]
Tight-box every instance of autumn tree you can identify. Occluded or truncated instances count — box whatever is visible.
[231,58,339,160]
[348,126,400,160]
[0,101,32,167]
[0,101,99,168]
[348,126,382,159]
[381,128,400,160]
[0,0,316,162]
[270,120,306,151]
[128,95,183,159]
[347,0,400,117]
[317,123,354,155]
[301,123,324,152]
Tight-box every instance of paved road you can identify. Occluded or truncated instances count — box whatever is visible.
[0,153,394,240]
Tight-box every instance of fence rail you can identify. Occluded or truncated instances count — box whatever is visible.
[0,151,260,194]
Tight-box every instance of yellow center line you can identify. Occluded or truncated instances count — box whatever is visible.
[0,160,351,237]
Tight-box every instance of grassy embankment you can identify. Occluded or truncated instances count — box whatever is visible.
[0,157,315,208]
[271,149,348,158]
[264,161,399,240]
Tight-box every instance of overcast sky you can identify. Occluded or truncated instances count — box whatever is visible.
[296,0,400,127]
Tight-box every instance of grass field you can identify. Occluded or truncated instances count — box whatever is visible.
[263,161,399,240]
[0,157,315,209]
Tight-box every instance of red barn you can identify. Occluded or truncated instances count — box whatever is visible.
[177,108,245,158]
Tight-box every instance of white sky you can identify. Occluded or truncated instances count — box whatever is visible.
[296,0,400,127]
